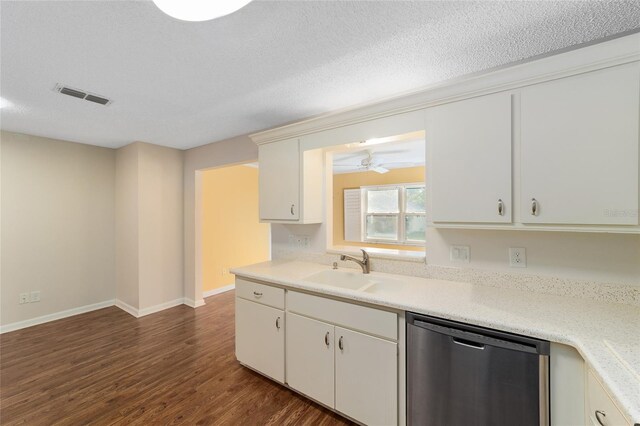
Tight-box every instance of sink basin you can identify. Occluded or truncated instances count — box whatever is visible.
[304,269,404,293]
[361,280,405,295]
[304,269,373,290]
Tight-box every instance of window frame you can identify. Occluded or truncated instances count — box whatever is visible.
[361,182,425,246]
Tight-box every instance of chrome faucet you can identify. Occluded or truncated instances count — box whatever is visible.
[339,249,370,274]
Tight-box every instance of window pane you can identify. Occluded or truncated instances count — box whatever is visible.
[367,189,399,213]
[366,215,398,240]
[406,187,426,213]
[405,215,426,241]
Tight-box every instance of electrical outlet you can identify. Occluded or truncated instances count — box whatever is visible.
[30,291,41,303]
[509,247,527,268]
[289,234,310,248]
[450,246,470,263]
[19,293,29,304]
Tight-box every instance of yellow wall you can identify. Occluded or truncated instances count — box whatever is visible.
[202,165,270,292]
[333,166,425,252]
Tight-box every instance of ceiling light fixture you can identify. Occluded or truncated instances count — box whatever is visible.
[0,97,13,109]
[152,0,253,22]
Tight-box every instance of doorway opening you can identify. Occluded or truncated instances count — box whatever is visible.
[199,163,271,298]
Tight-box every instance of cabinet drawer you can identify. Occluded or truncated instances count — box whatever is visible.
[586,370,630,426]
[287,291,397,340]
[236,278,285,310]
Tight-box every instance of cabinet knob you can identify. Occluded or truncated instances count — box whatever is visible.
[275,317,281,330]
[497,199,504,216]
[595,410,606,426]
[531,198,539,216]
[324,332,330,347]
[338,336,344,351]
[253,291,263,298]
[290,204,295,215]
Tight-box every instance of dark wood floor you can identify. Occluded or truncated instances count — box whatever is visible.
[0,290,352,425]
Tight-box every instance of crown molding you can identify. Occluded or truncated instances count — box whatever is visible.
[250,32,640,146]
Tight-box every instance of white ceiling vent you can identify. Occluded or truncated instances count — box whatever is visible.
[54,84,112,106]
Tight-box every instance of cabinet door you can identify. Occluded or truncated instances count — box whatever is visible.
[335,327,397,426]
[520,63,639,225]
[428,92,513,223]
[259,138,300,221]
[235,298,284,383]
[286,313,335,408]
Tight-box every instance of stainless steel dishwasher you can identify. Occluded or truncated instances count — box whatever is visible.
[407,312,550,426]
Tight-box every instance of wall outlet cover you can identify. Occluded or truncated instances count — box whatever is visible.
[509,247,527,268]
[19,293,29,304]
[450,246,470,263]
[30,291,41,303]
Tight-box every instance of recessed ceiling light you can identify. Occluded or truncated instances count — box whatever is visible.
[152,0,253,22]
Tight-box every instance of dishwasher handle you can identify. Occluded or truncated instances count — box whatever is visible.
[412,318,545,355]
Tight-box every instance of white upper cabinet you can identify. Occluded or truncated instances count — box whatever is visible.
[520,63,640,226]
[258,138,323,223]
[428,92,513,223]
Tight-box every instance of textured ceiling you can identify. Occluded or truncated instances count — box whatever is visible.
[1,1,639,149]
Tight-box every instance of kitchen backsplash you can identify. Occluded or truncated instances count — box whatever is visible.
[271,244,640,307]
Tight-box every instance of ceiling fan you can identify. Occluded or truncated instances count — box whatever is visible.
[333,150,419,174]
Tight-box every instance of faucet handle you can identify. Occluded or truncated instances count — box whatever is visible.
[360,249,369,261]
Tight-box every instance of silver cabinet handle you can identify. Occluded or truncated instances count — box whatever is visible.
[497,199,504,216]
[253,291,263,298]
[324,332,330,347]
[338,336,344,351]
[595,410,606,426]
[275,317,281,330]
[531,198,538,216]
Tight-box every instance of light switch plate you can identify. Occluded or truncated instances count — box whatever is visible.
[450,246,470,263]
[509,247,526,268]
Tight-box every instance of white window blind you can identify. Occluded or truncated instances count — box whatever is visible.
[343,189,362,242]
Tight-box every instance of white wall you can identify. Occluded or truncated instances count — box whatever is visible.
[183,135,258,304]
[1,131,116,326]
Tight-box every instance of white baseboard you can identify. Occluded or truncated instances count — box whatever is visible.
[184,297,206,308]
[116,298,186,318]
[138,298,185,317]
[115,299,140,318]
[0,299,115,334]
[203,284,235,298]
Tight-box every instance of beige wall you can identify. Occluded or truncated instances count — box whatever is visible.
[201,165,270,292]
[183,135,258,304]
[137,143,184,309]
[115,143,139,308]
[1,131,116,326]
[115,142,184,311]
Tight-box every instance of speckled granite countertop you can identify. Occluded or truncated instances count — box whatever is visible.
[231,260,640,424]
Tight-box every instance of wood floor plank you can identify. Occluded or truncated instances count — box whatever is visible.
[0,291,353,425]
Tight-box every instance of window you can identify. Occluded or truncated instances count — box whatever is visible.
[363,183,426,245]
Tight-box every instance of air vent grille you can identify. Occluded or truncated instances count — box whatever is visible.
[54,84,112,106]
[85,94,110,105]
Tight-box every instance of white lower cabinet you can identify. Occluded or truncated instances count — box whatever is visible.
[236,280,401,425]
[335,326,398,426]
[586,369,630,426]
[235,297,285,383]
[286,312,335,408]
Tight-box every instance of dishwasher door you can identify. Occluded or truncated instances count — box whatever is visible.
[407,313,550,426]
